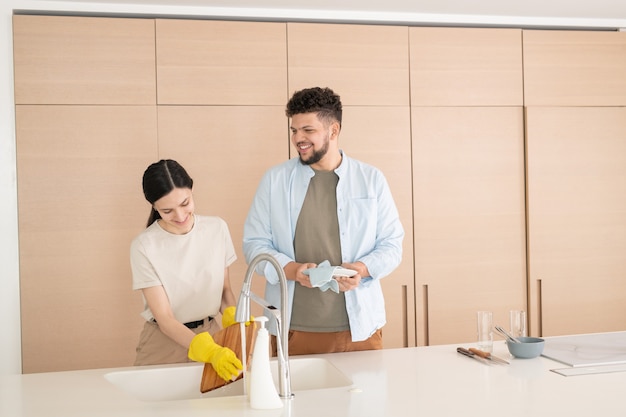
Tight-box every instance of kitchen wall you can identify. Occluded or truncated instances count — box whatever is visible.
[2,0,625,376]
[1,0,21,376]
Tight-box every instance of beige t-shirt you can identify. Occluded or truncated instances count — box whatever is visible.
[130,215,236,323]
[290,169,349,332]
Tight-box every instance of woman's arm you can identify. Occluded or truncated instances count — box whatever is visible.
[141,285,196,348]
[220,267,237,313]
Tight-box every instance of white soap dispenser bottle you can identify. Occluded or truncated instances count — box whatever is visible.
[249,316,283,410]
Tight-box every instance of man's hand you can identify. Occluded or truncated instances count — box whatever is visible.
[334,274,361,292]
[335,261,368,292]
[294,262,317,288]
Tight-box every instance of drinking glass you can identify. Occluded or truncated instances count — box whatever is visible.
[509,310,527,339]
[477,311,493,352]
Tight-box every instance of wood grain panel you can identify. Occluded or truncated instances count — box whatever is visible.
[523,30,626,106]
[201,323,256,393]
[287,23,409,106]
[526,107,626,336]
[16,105,157,373]
[412,107,527,346]
[410,27,523,106]
[338,106,415,348]
[157,106,288,310]
[156,19,287,105]
[13,15,156,105]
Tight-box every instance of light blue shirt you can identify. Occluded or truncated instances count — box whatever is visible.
[243,151,404,341]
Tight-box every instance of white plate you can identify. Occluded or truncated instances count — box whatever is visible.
[333,267,357,277]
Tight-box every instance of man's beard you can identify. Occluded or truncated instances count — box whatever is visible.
[299,137,329,166]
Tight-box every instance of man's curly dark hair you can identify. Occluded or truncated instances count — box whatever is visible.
[285,87,342,127]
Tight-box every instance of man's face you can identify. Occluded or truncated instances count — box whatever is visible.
[290,112,332,166]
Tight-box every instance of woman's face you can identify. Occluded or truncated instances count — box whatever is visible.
[152,187,195,234]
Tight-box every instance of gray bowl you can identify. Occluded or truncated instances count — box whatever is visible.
[506,336,545,359]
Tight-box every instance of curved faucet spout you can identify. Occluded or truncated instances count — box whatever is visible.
[236,253,292,399]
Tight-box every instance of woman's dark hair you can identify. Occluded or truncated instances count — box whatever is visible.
[142,159,193,227]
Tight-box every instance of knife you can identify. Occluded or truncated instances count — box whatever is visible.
[456,347,490,364]
[468,348,510,365]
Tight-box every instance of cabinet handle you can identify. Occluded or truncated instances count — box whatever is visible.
[402,285,408,347]
[537,279,543,337]
[423,284,430,346]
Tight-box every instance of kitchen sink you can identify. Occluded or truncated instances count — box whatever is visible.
[104,357,353,402]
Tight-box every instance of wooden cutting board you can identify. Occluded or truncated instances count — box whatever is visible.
[200,323,257,393]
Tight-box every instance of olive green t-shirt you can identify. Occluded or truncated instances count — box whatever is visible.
[290,169,349,332]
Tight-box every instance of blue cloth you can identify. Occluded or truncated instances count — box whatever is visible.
[243,151,404,342]
[303,260,340,293]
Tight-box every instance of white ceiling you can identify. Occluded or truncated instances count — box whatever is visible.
[25,0,626,29]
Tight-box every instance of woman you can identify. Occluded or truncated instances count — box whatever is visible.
[130,159,242,381]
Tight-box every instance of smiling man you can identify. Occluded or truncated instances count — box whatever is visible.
[243,87,404,355]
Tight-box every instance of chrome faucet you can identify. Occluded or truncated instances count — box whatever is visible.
[235,253,292,399]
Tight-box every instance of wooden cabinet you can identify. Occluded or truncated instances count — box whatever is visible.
[13,15,156,105]
[14,14,157,373]
[13,15,625,371]
[340,106,415,348]
[15,105,157,373]
[412,107,527,345]
[526,107,626,336]
[410,27,523,106]
[524,30,626,336]
[286,22,414,347]
[155,19,287,105]
[287,23,410,105]
[409,28,526,345]
[156,105,288,303]
[523,30,626,106]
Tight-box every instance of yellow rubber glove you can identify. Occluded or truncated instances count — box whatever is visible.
[221,306,254,328]
[188,332,243,381]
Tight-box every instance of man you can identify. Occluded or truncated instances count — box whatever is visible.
[243,87,404,354]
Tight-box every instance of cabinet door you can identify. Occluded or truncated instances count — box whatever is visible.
[410,27,523,106]
[287,23,409,106]
[16,105,157,373]
[13,15,156,105]
[523,30,626,106]
[156,19,287,105]
[157,106,288,311]
[526,107,626,336]
[286,22,412,347]
[340,106,415,348]
[412,107,527,345]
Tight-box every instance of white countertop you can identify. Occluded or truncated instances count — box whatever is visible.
[2,336,625,417]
